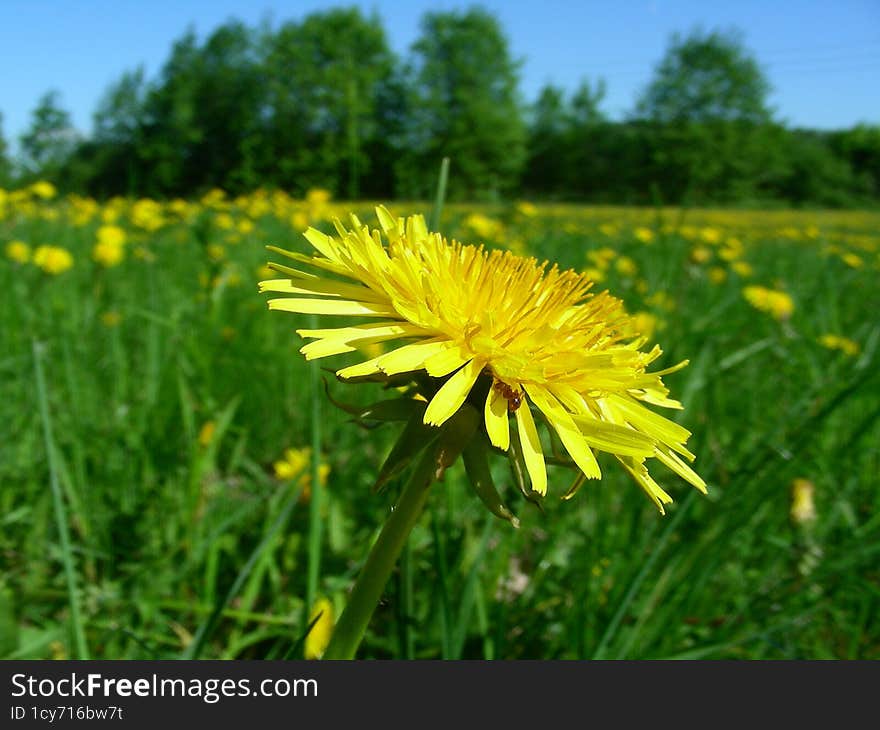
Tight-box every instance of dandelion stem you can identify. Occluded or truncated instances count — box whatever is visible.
[322,447,435,660]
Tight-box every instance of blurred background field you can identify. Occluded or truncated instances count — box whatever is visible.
[1,186,878,659]
[1,2,879,660]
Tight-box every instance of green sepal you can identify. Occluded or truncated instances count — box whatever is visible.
[322,378,422,424]
[433,403,481,481]
[373,406,438,494]
[462,432,520,527]
[562,471,588,500]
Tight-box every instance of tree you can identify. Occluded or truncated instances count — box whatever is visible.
[19,90,78,177]
[636,28,771,124]
[264,8,396,197]
[407,7,526,199]
[633,28,776,203]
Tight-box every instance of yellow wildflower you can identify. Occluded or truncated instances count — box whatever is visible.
[690,246,712,264]
[818,334,860,356]
[742,285,794,320]
[96,225,126,248]
[29,181,57,200]
[274,448,311,480]
[633,227,654,244]
[261,207,705,511]
[100,311,122,328]
[790,478,816,524]
[708,267,727,284]
[304,598,334,659]
[5,240,31,263]
[615,256,638,276]
[731,261,753,277]
[92,240,125,268]
[198,421,216,447]
[33,245,74,275]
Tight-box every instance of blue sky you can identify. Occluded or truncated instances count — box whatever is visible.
[1,0,878,147]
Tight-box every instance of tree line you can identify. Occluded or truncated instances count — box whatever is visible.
[2,7,878,207]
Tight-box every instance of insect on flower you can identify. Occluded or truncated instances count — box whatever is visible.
[493,379,522,412]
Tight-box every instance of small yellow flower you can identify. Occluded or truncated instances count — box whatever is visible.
[96,224,126,247]
[615,256,637,276]
[29,181,57,200]
[198,421,216,447]
[708,267,727,284]
[818,334,860,356]
[5,240,30,263]
[633,227,654,244]
[515,201,537,217]
[92,240,125,268]
[699,227,722,245]
[790,478,816,524]
[840,252,863,268]
[731,260,753,277]
[33,245,74,275]
[100,310,122,327]
[304,598,334,659]
[690,246,712,264]
[274,447,311,480]
[742,285,794,321]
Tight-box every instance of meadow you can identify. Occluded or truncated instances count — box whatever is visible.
[1,183,878,659]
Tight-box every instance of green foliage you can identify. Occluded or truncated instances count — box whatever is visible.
[405,8,527,200]
[19,91,78,178]
[635,28,772,124]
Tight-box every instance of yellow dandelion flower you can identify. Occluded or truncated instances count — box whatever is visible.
[96,224,126,247]
[633,227,654,244]
[690,246,712,264]
[33,245,74,275]
[840,252,863,268]
[5,240,31,264]
[790,478,816,524]
[615,256,638,277]
[29,180,57,200]
[198,421,216,447]
[274,447,311,480]
[100,310,122,328]
[708,266,727,284]
[515,201,538,217]
[92,240,125,268]
[731,260,753,277]
[742,285,794,321]
[304,598,334,659]
[818,334,860,356]
[699,227,722,245]
[261,207,706,511]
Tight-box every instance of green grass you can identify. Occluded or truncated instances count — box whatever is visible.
[1,195,878,659]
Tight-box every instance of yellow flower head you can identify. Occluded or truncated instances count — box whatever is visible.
[261,207,705,512]
[5,240,31,264]
[92,240,125,268]
[305,598,334,659]
[96,224,127,248]
[29,181,57,200]
[33,245,74,275]
[818,334,860,356]
[742,285,794,320]
[790,478,816,524]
